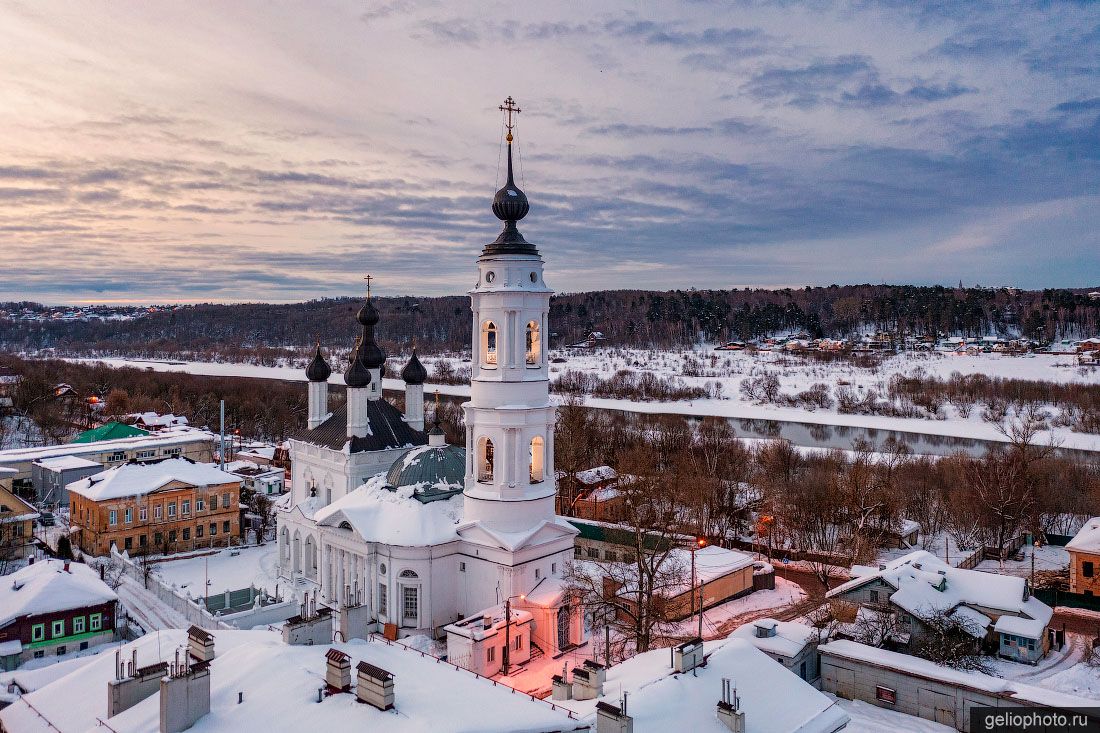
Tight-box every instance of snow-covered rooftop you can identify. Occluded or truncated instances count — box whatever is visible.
[0,559,117,628]
[557,636,848,733]
[67,458,240,502]
[314,474,462,546]
[0,630,585,733]
[575,466,617,485]
[0,428,213,465]
[827,550,1052,632]
[819,640,1099,711]
[32,455,101,471]
[730,618,819,659]
[1067,517,1100,554]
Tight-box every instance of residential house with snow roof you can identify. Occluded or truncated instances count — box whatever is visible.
[827,550,1052,664]
[274,110,584,672]
[0,559,117,670]
[1066,517,1100,595]
[731,617,823,683]
[0,484,38,563]
[68,457,241,556]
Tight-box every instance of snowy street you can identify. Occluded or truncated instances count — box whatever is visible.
[115,575,190,631]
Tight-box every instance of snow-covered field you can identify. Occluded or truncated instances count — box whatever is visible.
[67,349,1100,452]
[152,544,280,597]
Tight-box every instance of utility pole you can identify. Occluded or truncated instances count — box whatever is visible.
[502,593,525,676]
[218,400,225,471]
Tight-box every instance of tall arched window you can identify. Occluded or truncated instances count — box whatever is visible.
[529,436,545,483]
[481,320,498,366]
[477,437,495,482]
[526,320,540,366]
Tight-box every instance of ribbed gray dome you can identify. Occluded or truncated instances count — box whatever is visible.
[385,444,466,503]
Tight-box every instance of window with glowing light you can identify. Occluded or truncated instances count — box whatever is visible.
[482,320,498,366]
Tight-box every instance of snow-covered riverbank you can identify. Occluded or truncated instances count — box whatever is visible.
[65,351,1100,453]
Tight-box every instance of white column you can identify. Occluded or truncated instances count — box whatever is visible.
[347,388,369,437]
[404,383,424,431]
[308,380,328,429]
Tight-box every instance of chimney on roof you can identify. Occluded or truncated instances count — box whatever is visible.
[159,653,211,733]
[325,648,352,692]
[108,647,168,718]
[595,698,633,733]
[187,626,215,663]
[355,661,394,711]
[672,637,704,673]
[716,678,746,733]
[64,561,70,573]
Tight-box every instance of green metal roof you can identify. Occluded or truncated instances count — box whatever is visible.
[71,422,149,444]
[567,519,675,552]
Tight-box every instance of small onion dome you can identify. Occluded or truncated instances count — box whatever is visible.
[491,145,529,223]
[401,350,427,385]
[305,345,331,382]
[357,299,379,326]
[344,351,371,388]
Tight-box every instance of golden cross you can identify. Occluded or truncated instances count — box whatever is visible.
[364,274,373,299]
[499,96,521,141]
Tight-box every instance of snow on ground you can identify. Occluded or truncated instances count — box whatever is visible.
[833,696,955,733]
[673,576,807,639]
[115,575,191,631]
[152,543,280,597]
[1039,660,1100,698]
[67,351,1100,452]
[975,543,1070,577]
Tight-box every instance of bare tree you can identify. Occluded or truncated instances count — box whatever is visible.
[565,446,688,655]
[910,607,994,673]
[853,606,903,648]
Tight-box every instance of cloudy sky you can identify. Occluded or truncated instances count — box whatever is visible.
[2,1,1098,304]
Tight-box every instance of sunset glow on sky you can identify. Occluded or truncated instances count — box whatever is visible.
[2,1,1098,304]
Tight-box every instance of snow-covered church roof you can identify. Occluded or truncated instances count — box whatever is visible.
[314,475,462,546]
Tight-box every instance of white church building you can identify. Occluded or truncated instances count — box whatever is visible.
[276,98,584,665]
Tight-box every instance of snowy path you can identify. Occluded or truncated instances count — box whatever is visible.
[116,575,190,631]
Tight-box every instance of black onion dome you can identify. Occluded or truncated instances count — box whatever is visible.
[305,344,331,382]
[357,299,379,326]
[359,335,386,369]
[344,347,372,388]
[492,149,529,223]
[401,350,427,385]
[484,136,538,257]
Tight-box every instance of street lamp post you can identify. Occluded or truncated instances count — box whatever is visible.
[503,593,526,676]
[691,537,707,640]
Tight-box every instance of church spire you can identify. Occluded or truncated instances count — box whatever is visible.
[486,96,536,256]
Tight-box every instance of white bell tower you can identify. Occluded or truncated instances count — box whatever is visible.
[462,97,556,534]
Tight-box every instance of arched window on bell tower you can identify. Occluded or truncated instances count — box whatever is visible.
[477,436,495,482]
[482,320,498,367]
[529,436,545,483]
[526,320,540,366]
